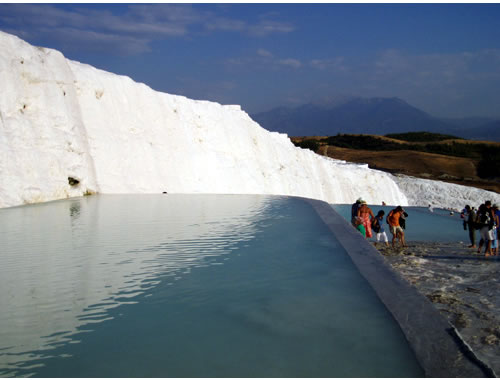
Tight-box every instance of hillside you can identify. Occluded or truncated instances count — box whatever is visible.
[292,133,500,194]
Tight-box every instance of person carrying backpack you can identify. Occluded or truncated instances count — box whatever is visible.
[387,206,406,248]
[372,210,389,247]
[476,203,494,255]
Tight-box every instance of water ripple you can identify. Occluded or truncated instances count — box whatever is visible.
[0,194,273,375]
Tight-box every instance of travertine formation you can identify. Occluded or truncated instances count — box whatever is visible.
[1,31,499,210]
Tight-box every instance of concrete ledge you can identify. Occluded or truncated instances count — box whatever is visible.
[304,197,492,378]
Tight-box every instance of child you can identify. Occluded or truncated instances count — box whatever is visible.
[372,210,389,247]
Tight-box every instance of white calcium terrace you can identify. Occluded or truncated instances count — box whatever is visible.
[0,31,498,210]
[394,175,500,211]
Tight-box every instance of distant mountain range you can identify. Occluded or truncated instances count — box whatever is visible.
[251,97,500,142]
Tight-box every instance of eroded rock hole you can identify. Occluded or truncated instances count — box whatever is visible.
[68,177,80,186]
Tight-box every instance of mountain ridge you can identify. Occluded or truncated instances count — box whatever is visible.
[251,97,500,142]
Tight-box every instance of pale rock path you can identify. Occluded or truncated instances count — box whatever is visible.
[378,241,500,375]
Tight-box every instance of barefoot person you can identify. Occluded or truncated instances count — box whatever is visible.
[465,205,477,248]
[387,206,406,248]
[477,203,493,256]
[372,210,389,247]
[351,198,362,227]
[357,200,375,238]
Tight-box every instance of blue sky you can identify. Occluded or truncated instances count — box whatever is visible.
[1,3,500,118]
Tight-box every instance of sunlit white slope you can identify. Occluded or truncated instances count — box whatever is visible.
[0,31,407,208]
[1,31,498,210]
[68,59,407,205]
[0,32,98,207]
[394,175,500,211]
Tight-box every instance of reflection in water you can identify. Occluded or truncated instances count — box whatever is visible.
[0,194,272,376]
[69,201,81,219]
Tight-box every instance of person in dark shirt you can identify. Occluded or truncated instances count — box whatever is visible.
[464,205,477,248]
[477,203,494,255]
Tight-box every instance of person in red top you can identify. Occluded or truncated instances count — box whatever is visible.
[357,200,375,238]
[387,206,406,248]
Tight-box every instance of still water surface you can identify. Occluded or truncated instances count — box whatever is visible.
[0,194,423,377]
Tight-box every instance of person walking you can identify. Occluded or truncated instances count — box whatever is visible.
[465,205,477,248]
[491,204,499,256]
[357,200,375,238]
[387,206,406,248]
[351,198,362,227]
[477,204,494,256]
[460,206,468,230]
[372,210,389,247]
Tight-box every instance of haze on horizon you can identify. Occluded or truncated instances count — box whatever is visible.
[1,3,500,119]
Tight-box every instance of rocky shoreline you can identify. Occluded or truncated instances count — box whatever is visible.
[377,241,500,376]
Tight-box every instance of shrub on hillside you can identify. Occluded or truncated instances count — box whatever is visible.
[324,133,488,159]
[293,139,320,152]
[477,146,500,179]
[422,142,479,158]
[385,131,462,142]
[324,135,402,151]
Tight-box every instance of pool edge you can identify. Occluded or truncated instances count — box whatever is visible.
[302,197,493,378]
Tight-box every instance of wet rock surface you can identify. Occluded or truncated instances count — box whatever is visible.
[377,241,500,375]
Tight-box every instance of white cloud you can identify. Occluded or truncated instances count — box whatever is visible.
[309,57,346,71]
[204,16,293,37]
[0,4,295,56]
[225,51,301,70]
[257,48,273,57]
[371,48,500,87]
[248,20,295,37]
[41,27,152,55]
[278,58,302,69]
[204,17,247,32]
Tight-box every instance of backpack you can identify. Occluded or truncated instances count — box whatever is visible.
[371,217,380,233]
[478,211,491,227]
[468,210,476,224]
[399,216,406,230]
[473,211,483,226]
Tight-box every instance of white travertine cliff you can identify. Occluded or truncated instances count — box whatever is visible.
[1,31,499,210]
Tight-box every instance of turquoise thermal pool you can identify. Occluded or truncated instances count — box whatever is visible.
[0,194,423,377]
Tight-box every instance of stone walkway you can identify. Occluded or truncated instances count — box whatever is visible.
[378,241,500,376]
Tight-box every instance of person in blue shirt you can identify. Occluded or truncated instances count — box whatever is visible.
[371,210,389,247]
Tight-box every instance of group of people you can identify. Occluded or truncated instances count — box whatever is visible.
[351,198,407,248]
[461,201,499,256]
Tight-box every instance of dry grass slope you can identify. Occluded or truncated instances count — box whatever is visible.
[291,134,500,194]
